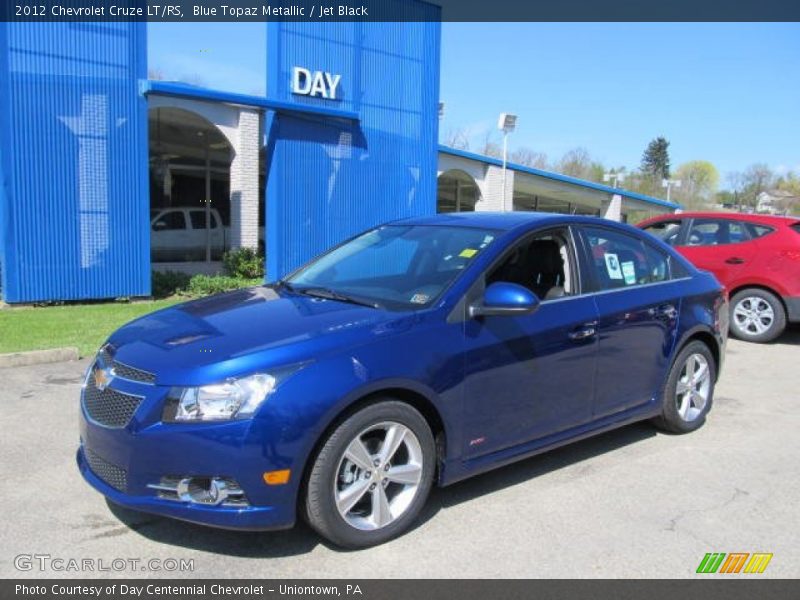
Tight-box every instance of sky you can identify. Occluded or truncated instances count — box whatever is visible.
[147,22,800,187]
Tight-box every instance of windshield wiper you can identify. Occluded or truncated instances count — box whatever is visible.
[294,286,382,309]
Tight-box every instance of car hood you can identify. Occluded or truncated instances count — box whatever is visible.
[105,286,415,385]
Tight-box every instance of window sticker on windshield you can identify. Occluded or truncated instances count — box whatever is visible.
[459,248,478,258]
[604,253,623,280]
[621,261,637,285]
[410,293,429,304]
[479,235,495,249]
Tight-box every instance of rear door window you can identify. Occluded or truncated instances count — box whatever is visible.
[189,210,218,230]
[582,227,652,291]
[746,223,775,239]
[686,219,750,246]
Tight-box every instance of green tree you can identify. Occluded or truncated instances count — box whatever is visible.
[776,171,800,196]
[510,147,548,170]
[641,137,671,181]
[674,160,720,209]
[741,163,774,210]
[556,147,605,181]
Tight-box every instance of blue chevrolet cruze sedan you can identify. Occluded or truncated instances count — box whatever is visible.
[78,213,727,548]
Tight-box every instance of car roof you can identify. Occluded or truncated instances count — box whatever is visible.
[395,211,601,231]
[641,211,800,226]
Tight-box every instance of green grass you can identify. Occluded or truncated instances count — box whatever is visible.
[0,299,183,357]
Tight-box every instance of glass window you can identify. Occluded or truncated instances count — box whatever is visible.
[687,219,749,246]
[746,223,774,239]
[642,244,670,284]
[582,227,653,290]
[287,225,498,310]
[152,211,185,231]
[643,220,683,246]
[487,230,575,300]
[670,257,691,279]
[189,210,218,229]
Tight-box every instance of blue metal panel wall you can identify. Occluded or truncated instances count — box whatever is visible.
[265,7,441,279]
[0,23,149,302]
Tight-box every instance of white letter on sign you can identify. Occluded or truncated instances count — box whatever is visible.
[292,67,311,95]
[324,73,341,100]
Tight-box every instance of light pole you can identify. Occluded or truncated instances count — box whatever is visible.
[497,113,517,212]
[603,171,626,188]
[662,178,682,203]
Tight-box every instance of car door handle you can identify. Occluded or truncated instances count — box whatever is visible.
[725,257,745,264]
[569,323,597,340]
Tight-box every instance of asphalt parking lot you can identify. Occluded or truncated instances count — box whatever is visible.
[1,329,798,579]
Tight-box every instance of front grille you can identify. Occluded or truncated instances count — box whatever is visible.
[84,448,128,492]
[98,345,114,366]
[98,344,155,384]
[112,361,156,384]
[83,373,143,428]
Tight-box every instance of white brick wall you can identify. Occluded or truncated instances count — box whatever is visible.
[229,108,261,249]
[602,194,622,222]
[477,165,514,212]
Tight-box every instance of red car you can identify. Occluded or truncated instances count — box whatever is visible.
[639,212,800,343]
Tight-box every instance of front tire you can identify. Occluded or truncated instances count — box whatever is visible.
[304,401,436,549]
[729,288,786,343]
[653,340,716,434]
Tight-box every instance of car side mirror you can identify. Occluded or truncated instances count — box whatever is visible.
[153,221,167,231]
[469,282,541,318]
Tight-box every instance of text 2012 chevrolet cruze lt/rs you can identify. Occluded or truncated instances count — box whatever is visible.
[78,213,727,548]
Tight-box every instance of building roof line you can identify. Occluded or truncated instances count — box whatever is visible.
[142,80,360,122]
[438,145,681,210]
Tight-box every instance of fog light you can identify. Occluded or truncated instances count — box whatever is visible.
[147,475,249,506]
[176,477,230,505]
[263,469,291,485]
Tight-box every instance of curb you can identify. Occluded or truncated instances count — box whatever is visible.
[0,347,80,368]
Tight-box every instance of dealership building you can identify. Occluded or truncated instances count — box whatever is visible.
[0,7,678,303]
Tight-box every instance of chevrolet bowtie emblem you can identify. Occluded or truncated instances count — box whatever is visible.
[93,365,114,391]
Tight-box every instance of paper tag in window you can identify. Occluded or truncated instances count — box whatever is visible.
[604,253,623,280]
[459,248,478,258]
[621,261,637,285]
[410,293,429,304]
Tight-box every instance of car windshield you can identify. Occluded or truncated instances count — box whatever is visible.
[285,224,499,310]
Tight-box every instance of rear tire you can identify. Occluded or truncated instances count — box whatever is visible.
[653,340,716,434]
[729,288,786,343]
[304,400,435,549]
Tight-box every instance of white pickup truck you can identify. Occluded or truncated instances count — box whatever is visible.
[150,207,264,262]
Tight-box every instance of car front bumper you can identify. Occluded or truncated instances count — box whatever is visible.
[77,369,306,531]
[76,446,292,530]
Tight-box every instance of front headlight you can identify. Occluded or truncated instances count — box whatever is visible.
[165,373,277,422]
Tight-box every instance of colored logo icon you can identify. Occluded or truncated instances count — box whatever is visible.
[696,552,773,574]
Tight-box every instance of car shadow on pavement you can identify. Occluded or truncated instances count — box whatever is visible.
[107,500,323,558]
[108,421,656,557]
[416,421,656,529]
[777,324,800,345]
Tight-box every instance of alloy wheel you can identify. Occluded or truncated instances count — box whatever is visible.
[675,353,711,422]
[733,296,775,336]
[334,422,424,531]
